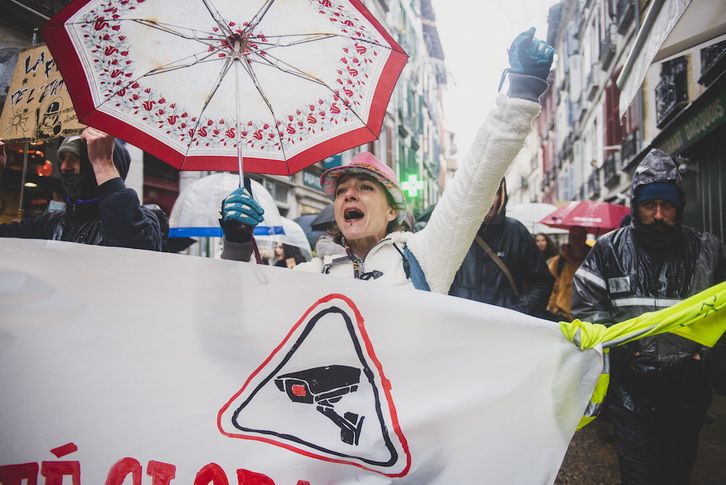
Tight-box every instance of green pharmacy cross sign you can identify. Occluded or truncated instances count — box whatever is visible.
[401,175,424,198]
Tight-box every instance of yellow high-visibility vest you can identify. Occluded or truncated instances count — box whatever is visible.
[560,280,726,429]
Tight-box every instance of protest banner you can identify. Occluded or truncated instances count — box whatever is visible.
[0,238,659,483]
[0,44,84,143]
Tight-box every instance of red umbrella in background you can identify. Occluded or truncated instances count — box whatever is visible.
[41,0,407,178]
[539,201,631,235]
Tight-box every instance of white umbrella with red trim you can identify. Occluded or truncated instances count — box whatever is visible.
[41,0,407,178]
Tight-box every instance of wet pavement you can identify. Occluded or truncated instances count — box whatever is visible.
[555,394,726,484]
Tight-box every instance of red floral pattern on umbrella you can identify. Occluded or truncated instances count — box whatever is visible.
[42,0,407,175]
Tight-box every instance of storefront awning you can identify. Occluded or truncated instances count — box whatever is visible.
[617,0,726,116]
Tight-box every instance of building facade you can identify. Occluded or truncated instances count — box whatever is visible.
[540,0,725,240]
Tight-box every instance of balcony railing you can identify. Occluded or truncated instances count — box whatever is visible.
[602,151,620,188]
[579,100,589,123]
[621,130,638,164]
[616,0,635,35]
[655,58,689,128]
[541,168,555,191]
[576,5,588,40]
[586,69,599,101]
[586,170,600,200]
[599,25,616,70]
[562,132,575,159]
[699,40,726,87]
[560,73,570,93]
[702,41,726,71]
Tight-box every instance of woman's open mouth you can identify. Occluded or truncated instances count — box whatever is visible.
[344,208,365,222]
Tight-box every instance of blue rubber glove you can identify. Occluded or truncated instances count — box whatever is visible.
[219,187,265,243]
[508,27,554,80]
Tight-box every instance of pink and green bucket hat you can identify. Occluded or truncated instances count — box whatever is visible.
[320,152,407,224]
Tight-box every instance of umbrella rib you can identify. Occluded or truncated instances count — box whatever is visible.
[251,33,404,56]
[93,49,227,114]
[250,53,328,89]
[241,32,403,138]
[247,53,371,135]
[131,19,221,47]
[181,56,235,169]
[201,0,235,39]
[253,33,337,49]
[141,51,223,77]
[263,34,391,50]
[243,0,276,34]
[237,57,288,162]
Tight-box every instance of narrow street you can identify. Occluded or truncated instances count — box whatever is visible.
[555,394,726,484]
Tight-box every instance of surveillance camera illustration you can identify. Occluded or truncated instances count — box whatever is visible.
[218,297,411,476]
[275,365,365,445]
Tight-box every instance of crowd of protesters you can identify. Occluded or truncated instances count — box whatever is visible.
[2,26,725,485]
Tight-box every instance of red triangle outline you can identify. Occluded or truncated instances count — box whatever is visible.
[217,293,411,477]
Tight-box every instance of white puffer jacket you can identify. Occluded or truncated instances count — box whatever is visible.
[223,89,543,294]
[296,231,415,288]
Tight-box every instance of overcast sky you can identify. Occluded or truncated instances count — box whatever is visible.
[430,0,558,156]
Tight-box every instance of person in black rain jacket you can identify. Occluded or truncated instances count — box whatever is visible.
[0,128,161,250]
[571,148,726,485]
[449,178,554,318]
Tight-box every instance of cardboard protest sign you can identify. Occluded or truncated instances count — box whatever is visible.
[0,44,84,143]
[0,239,603,484]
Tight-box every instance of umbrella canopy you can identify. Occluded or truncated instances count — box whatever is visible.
[41,0,407,175]
[293,213,325,249]
[168,173,283,238]
[311,204,335,231]
[506,203,567,235]
[539,201,631,235]
[257,217,313,261]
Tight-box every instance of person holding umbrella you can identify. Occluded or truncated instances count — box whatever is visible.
[220,28,554,293]
[0,128,162,250]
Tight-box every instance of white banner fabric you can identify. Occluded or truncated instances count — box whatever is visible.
[0,239,602,484]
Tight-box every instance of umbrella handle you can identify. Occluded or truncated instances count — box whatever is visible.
[251,238,263,265]
[242,176,264,265]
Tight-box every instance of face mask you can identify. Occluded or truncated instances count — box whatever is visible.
[61,173,83,201]
[48,200,66,213]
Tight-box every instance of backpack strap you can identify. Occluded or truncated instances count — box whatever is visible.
[403,246,430,291]
[476,235,519,297]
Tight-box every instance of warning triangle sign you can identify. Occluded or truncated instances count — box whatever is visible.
[218,294,411,477]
